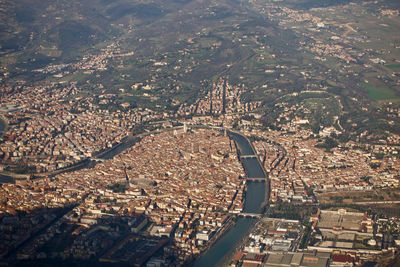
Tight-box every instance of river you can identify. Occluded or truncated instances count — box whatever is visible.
[0,120,4,134]
[0,122,267,263]
[0,175,14,183]
[194,131,267,266]
[0,120,12,183]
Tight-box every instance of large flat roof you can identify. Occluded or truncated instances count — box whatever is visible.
[317,210,363,231]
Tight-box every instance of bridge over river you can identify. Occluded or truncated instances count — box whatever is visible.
[238,212,263,219]
[240,155,257,159]
[194,130,270,267]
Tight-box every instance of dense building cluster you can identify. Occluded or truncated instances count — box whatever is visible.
[0,84,162,173]
[230,209,400,267]
[248,128,400,204]
[0,128,246,263]
[178,78,261,117]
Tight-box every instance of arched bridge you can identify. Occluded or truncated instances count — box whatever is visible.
[246,177,266,182]
[240,155,257,159]
[91,157,106,162]
[238,212,262,219]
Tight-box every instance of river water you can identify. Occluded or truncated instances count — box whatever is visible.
[0,175,13,183]
[194,131,266,266]
[0,120,12,183]
[0,123,267,262]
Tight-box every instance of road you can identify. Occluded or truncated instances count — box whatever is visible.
[352,200,400,205]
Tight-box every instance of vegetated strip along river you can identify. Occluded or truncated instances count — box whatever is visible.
[194,131,266,266]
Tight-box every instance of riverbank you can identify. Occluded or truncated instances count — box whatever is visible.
[0,126,185,182]
[0,134,138,182]
[194,130,268,266]
[218,217,258,266]
[0,174,16,183]
[0,171,30,184]
[33,135,140,178]
[194,218,256,267]
[0,114,8,137]
[0,126,241,182]
[0,121,269,265]
[0,171,30,179]
[190,215,236,264]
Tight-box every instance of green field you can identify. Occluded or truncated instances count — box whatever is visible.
[385,64,400,70]
[363,82,400,101]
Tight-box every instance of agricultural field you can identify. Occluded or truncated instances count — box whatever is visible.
[317,188,400,205]
[0,0,400,137]
[363,82,400,101]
